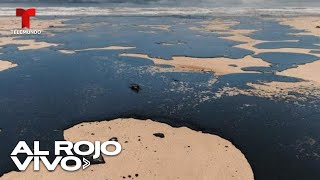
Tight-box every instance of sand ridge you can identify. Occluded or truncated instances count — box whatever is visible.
[58,46,135,54]
[0,37,58,50]
[120,53,271,75]
[1,118,254,180]
[0,60,17,71]
[139,25,171,31]
[191,18,320,57]
[233,39,320,56]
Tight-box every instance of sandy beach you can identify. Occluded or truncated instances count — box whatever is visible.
[1,118,254,180]
[280,16,320,37]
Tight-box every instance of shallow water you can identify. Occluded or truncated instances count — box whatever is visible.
[0,16,319,180]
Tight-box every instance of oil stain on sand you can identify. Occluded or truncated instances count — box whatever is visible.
[1,118,254,180]
[0,15,320,180]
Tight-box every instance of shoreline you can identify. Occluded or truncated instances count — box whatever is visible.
[0,60,17,71]
[1,118,254,180]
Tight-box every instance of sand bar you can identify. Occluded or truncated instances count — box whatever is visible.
[59,46,135,54]
[0,17,66,36]
[1,118,254,180]
[0,17,65,50]
[277,60,320,83]
[0,37,58,50]
[121,53,270,75]
[214,81,320,102]
[0,60,17,71]
[139,25,171,31]
[280,17,320,37]
[192,18,319,57]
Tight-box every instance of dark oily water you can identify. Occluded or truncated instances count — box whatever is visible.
[0,16,319,180]
[243,52,320,73]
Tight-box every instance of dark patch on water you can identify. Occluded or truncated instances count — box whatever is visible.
[254,35,320,49]
[244,52,320,72]
[249,20,302,41]
[310,50,320,54]
[129,83,141,93]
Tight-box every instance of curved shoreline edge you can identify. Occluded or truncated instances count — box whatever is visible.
[1,118,254,180]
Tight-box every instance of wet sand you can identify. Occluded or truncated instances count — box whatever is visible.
[1,118,254,180]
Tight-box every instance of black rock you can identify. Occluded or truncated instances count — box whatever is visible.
[153,133,165,138]
[79,144,105,164]
[109,137,118,142]
[130,83,141,93]
[229,64,238,67]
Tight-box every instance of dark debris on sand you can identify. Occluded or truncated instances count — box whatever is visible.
[109,137,119,142]
[229,64,238,67]
[122,173,139,179]
[79,144,105,164]
[153,133,165,138]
